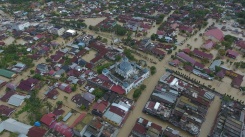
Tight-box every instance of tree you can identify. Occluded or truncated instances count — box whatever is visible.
[30,69,35,74]
[167,50,172,54]
[64,96,68,101]
[140,84,146,90]
[151,34,157,41]
[133,89,142,99]
[88,25,93,30]
[33,74,42,80]
[114,25,127,36]
[150,66,156,75]
[218,49,226,56]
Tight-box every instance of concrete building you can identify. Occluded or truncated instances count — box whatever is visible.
[102,57,149,94]
[12,22,30,31]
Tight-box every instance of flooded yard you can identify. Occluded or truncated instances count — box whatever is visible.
[82,50,97,62]
[84,17,106,26]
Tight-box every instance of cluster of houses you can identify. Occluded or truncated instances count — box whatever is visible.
[210,97,245,137]
[169,28,244,89]
[130,117,181,137]
[142,72,215,135]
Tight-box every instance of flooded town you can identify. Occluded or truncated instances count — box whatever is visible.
[0,0,244,137]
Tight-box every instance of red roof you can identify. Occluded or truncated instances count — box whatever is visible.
[93,100,108,113]
[0,105,15,117]
[27,127,47,137]
[51,122,73,137]
[132,123,146,134]
[109,106,126,117]
[40,113,56,126]
[236,40,245,49]
[193,49,213,60]
[70,113,86,128]
[52,108,65,116]
[204,28,224,41]
[226,49,239,57]
[46,89,59,99]
[0,91,15,102]
[110,85,125,94]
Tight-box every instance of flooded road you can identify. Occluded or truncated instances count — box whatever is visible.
[118,18,227,137]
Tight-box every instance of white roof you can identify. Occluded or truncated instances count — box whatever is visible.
[154,102,160,110]
[1,118,32,135]
[66,29,76,34]
[111,103,129,112]
[8,94,25,107]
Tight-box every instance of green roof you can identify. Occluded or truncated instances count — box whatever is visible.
[0,69,16,78]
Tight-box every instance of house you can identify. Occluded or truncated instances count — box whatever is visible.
[40,113,56,126]
[0,91,15,102]
[27,127,47,137]
[82,92,95,103]
[92,100,109,117]
[17,78,40,92]
[194,62,205,70]
[0,118,32,135]
[71,94,91,108]
[169,59,181,67]
[57,83,72,93]
[0,105,15,117]
[50,122,74,137]
[52,108,65,117]
[0,69,17,78]
[231,76,244,89]
[176,52,196,65]
[226,49,239,59]
[203,28,224,42]
[163,126,181,137]
[0,79,7,88]
[7,94,26,107]
[193,49,213,60]
[179,25,193,34]
[46,89,59,99]
[131,117,164,137]
[151,48,165,57]
[103,102,131,127]
[157,30,165,39]
[234,40,245,53]
[209,60,222,71]
[49,26,65,36]
[202,40,216,50]
[36,63,49,74]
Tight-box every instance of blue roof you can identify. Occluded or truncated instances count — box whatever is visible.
[34,121,41,127]
[119,61,132,72]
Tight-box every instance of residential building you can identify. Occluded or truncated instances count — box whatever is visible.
[203,28,224,42]
[176,52,196,66]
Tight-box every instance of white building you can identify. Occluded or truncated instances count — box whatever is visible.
[12,22,30,31]
[102,57,149,94]
[0,118,32,135]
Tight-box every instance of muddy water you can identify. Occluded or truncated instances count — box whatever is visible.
[84,17,106,26]
[118,18,228,137]
[82,50,96,62]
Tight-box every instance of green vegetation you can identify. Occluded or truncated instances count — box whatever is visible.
[92,88,106,101]
[156,14,165,24]
[114,25,127,36]
[0,44,34,68]
[51,19,87,29]
[133,84,146,99]
[15,90,43,124]
[96,63,113,74]
[236,11,245,25]
[221,35,237,50]
[124,49,135,61]
[150,66,156,75]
